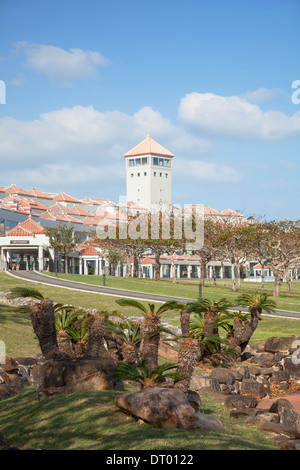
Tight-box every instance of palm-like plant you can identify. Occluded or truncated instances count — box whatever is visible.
[9,287,63,360]
[106,320,143,364]
[230,292,277,353]
[115,299,184,373]
[187,298,233,339]
[107,359,181,389]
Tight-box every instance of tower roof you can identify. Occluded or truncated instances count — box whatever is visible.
[124,135,174,158]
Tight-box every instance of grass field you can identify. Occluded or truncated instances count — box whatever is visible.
[42,271,300,313]
[0,271,299,450]
[0,386,278,450]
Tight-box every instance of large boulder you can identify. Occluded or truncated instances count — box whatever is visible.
[264,336,297,353]
[32,356,121,400]
[269,398,300,430]
[115,387,225,433]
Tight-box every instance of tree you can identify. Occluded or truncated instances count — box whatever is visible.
[230,292,277,352]
[44,222,81,274]
[115,299,184,373]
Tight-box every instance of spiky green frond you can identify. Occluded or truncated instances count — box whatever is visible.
[9,287,44,300]
[115,298,148,315]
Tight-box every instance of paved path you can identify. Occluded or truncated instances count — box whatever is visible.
[5,270,300,320]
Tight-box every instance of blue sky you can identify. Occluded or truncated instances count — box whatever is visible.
[0,0,299,220]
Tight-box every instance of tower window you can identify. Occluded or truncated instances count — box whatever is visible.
[154,172,157,176]
[130,173,134,178]
[129,159,135,167]
[137,172,140,177]
[165,173,168,178]
[144,172,147,176]
[136,158,141,166]
[160,173,162,177]
[142,157,148,165]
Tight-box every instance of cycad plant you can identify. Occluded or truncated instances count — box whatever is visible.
[54,306,78,357]
[106,320,143,364]
[231,292,277,353]
[115,299,184,373]
[187,297,233,345]
[107,359,181,389]
[9,287,63,360]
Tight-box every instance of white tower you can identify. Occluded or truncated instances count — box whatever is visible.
[124,135,174,211]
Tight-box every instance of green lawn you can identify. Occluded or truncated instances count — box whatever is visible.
[0,387,278,450]
[42,271,300,313]
[1,272,299,451]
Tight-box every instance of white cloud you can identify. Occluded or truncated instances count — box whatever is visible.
[13,42,110,83]
[178,92,300,141]
[174,158,241,184]
[0,104,212,196]
[241,87,282,103]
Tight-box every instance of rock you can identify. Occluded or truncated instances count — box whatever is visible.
[210,369,237,385]
[32,356,119,400]
[278,439,300,450]
[259,421,300,439]
[269,399,300,430]
[253,412,280,426]
[229,408,259,420]
[224,394,258,410]
[264,336,297,353]
[283,357,300,380]
[115,387,225,433]
[158,341,178,362]
[190,375,211,390]
[270,370,290,384]
[249,355,275,368]
[240,380,269,399]
[187,389,201,411]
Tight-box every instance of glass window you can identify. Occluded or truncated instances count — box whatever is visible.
[159,158,164,166]
[144,172,147,176]
[152,157,158,166]
[142,157,148,165]
[164,159,170,167]
[154,172,157,176]
[129,159,135,167]
[165,173,168,178]
[131,173,134,178]
[137,172,140,177]
[136,158,141,166]
[160,172,163,177]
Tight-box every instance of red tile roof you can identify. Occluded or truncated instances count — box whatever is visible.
[124,135,174,158]
[53,192,82,204]
[80,246,100,256]
[6,216,45,236]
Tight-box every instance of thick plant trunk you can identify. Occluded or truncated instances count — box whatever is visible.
[175,338,200,392]
[30,299,63,360]
[180,310,190,336]
[85,316,105,357]
[140,314,161,373]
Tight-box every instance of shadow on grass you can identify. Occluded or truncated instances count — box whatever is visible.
[0,387,278,451]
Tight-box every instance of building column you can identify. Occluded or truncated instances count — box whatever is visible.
[187,265,192,279]
[38,246,44,272]
[79,258,83,275]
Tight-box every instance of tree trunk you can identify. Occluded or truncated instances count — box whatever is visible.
[30,299,63,360]
[175,338,200,392]
[286,267,292,293]
[140,314,161,373]
[231,263,236,292]
[180,310,190,336]
[221,261,226,286]
[273,271,283,297]
[200,259,206,286]
[154,252,161,281]
[85,316,105,357]
[261,262,265,289]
